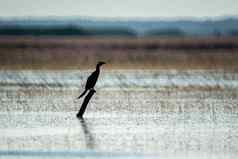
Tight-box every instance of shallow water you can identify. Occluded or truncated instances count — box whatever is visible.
[0,111,238,159]
[0,70,238,158]
[1,70,238,90]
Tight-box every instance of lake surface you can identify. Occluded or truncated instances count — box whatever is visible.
[0,70,238,159]
[1,70,238,90]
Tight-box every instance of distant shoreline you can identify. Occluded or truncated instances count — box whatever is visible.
[0,17,238,37]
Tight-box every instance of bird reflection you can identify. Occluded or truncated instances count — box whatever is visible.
[78,118,95,149]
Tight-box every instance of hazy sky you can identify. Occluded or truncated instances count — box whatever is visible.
[1,0,238,18]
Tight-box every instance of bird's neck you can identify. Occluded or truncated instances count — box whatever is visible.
[96,65,100,71]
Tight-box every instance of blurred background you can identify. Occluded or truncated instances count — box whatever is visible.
[0,0,238,159]
[0,17,238,69]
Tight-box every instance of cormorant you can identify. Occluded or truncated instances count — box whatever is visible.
[77,61,106,99]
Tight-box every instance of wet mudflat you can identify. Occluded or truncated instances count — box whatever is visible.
[0,70,238,159]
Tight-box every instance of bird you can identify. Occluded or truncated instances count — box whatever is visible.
[77,61,106,99]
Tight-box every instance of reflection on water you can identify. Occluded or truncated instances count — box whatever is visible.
[0,69,238,158]
[78,118,95,150]
[0,111,238,158]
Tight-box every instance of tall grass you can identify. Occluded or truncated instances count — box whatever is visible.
[0,37,238,70]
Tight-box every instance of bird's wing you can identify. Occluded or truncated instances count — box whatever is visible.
[85,71,98,89]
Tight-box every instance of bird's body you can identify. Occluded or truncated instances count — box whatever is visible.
[85,69,100,89]
[78,62,105,99]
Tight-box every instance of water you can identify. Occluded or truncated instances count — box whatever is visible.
[1,111,238,159]
[0,69,238,158]
[1,70,238,90]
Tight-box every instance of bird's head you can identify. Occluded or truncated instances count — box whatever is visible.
[97,61,106,67]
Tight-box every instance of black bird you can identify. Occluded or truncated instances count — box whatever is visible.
[77,61,106,99]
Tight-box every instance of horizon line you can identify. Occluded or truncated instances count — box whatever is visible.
[0,14,238,21]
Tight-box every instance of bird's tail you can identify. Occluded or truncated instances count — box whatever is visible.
[77,89,88,99]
